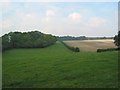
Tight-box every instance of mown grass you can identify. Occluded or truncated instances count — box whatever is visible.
[2,41,118,88]
[0,52,2,89]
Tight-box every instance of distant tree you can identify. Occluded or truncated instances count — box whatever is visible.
[114,31,120,48]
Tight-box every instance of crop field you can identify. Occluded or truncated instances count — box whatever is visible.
[2,41,118,88]
[64,39,116,52]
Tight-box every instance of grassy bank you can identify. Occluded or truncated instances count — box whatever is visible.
[2,41,118,88]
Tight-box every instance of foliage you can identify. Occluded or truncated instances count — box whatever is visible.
[114,31,120,47]
[57,36,87,41]
[97,48,120,52]
[75,47,80,52]
[60,41,80,52]
[2,31,57,51]
[57,36,113,41]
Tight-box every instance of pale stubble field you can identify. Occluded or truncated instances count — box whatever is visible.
[64,39,117,52]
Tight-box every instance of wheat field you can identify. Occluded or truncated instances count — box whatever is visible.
[64,39,117,52]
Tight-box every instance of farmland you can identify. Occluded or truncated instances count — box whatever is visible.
[64,39,116,52]
[2,41,118,88]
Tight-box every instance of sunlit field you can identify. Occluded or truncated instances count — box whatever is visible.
[64,39,116,52]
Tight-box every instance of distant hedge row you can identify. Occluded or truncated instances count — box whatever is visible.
[2,31,57,51]
[60,41,80,52]
[97,48,120,52]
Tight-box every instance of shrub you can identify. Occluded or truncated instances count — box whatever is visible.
[60,41,80,52]
[97,48,119,52]
[75,47,80,52]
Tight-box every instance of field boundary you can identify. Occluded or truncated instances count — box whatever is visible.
[60,41,80,52]
[97,48,120,52]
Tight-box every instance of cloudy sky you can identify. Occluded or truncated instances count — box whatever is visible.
[0,0,118,37]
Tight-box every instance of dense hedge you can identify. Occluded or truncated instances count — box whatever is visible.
[2,31,57,51]
[97,48,120,52]
[60,41,80,52]
[114,31,120,48]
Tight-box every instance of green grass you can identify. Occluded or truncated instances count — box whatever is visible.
[0,52,2,89]
[2,41,118,88]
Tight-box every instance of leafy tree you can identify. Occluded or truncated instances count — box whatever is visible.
[114,31,120,48]
[2,31,57,51]
[9,32,23,48]
[2,34,12,51]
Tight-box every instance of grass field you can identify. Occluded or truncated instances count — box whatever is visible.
[0,52,2,89]
[64,39,116,52]
[2,41,118,88]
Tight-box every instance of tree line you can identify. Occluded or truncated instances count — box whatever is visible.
[57,36,113,41]
[1,30,120,52]
[2,31,57,51]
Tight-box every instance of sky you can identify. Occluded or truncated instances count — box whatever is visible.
[0,0,119,37]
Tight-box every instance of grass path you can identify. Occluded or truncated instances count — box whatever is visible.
[2,42,118,88]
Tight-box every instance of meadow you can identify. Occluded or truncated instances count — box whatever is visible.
[2,41,118,88]
[0,52,2,89]
[64,39,116,52]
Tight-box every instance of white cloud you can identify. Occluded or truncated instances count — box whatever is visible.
[0,19,13,29]
[44,9,56,22]
[0,11,109,37]
[0,0,11,2]
[88,16,106,27]
[0,0,118,2]
[14,12,42,31]
[68,12,82,23]
[1,2,117,37]
[46,9,55,17]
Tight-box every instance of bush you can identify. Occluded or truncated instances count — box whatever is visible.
[75,47,80,52]
[60,41,80,52]
[97,48,119,52]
